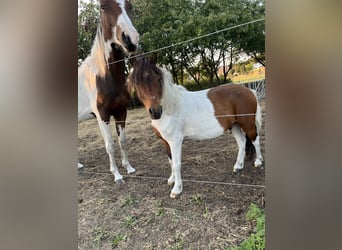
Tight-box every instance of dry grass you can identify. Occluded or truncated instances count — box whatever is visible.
[78,101,265,249]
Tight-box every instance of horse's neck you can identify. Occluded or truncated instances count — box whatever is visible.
[107,46,125,85]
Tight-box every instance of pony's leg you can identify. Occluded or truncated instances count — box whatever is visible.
[167,157,174,185]
[96,118,123,182]
[231,124,246,172]
[160,140,173,185]
[252,135,263,167]
[151,125,174,185]
[116,124,135,174]
[169,139,183,198]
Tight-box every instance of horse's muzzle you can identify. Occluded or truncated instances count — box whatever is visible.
[149,106,162,120]
[121,32,137,52]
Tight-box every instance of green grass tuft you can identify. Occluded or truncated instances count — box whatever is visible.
[227,203,265,250]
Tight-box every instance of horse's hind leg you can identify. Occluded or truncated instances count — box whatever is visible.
[114,112,135,175]
[231,124,246,172]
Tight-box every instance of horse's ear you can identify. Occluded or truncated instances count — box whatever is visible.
[150,53,158,64]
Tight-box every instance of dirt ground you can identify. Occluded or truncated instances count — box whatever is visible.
[78,101,265,249]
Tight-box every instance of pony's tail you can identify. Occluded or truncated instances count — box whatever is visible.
[253,90,262,135]
[245,135,255,159]
[245,90,262,159]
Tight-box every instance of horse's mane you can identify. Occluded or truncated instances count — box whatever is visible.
[80,27,108,78]
[159,67,186,115]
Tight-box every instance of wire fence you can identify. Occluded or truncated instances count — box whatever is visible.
[79,18,266,190]
[106,18,265,66]
[80,170,265,189]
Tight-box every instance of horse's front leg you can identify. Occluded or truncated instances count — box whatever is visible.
[96,117,124,182]
[168,138,183,198]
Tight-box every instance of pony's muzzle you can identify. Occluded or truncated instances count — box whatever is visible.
[121,32,137,52]
[149,106,162,120]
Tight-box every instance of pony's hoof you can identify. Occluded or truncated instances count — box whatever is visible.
[167,176,175,185]
[114,173,125,184]
[233,168,242,173]
[170,192,181,198]
[254,159,263,168]
[126,166,136,174]
[115,178,125,185]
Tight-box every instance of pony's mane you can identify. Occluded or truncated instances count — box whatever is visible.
[159,67,186,115]
[129,57,186,116]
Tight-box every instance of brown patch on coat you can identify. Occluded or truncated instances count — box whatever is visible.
[100,0,123,41]
[151,125,172,159]
[96,44,130,133]
[207,84,258,141]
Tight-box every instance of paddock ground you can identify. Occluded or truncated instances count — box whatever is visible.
[78,101,265,249]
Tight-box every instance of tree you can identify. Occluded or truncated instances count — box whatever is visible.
[78,0,99,62]
[132,0,265,85]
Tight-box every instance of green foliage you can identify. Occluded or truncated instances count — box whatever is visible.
[77,0,265,85]
[112,233,127,248]
[190,194,203,205]
[227,203,265,250]
[133,0,265,84]
[92,228,110,244]
[121,195,137,208]
[155,199,165,217]
[78,0,99,61]
[124,215,137,227]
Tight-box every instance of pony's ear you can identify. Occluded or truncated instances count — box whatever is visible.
[150,53,158,64]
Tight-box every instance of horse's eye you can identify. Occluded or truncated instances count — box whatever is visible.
[100,5,107,10]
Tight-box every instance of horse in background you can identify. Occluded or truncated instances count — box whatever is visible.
[127,56,263,198]
[78,0,139,183]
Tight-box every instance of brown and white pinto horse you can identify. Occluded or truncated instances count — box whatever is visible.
[78,0,139,182]
[127,56,263,198]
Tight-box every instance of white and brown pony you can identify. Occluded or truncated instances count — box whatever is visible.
[127,56,263,198]
[78,0,139,182]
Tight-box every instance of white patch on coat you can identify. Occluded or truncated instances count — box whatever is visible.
[153,68,224,141]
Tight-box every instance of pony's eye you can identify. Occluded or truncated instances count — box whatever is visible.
[100,5,107,10]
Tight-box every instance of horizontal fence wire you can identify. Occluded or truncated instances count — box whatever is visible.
[79,18,266,190]
[80,170,265,189]
[106,18,265,66]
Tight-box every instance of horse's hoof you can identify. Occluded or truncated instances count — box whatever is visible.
[170,192,180,198]
[233,168,242,174]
